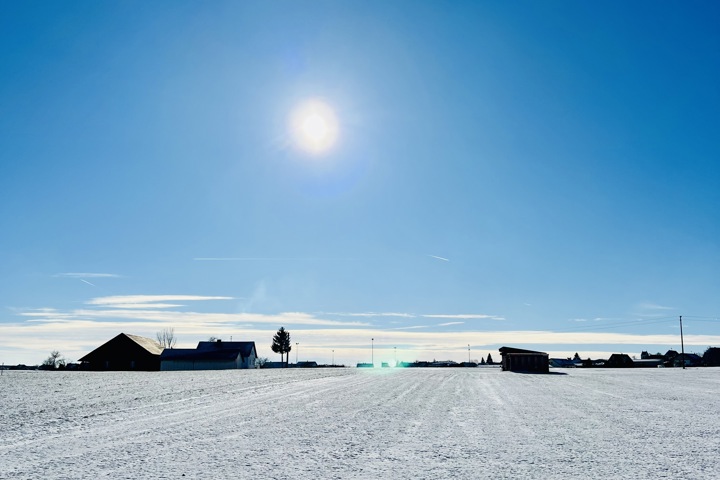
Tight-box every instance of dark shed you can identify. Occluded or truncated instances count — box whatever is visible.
[605,353,634,368]
[499,347,549,373]
[78,333,164,371]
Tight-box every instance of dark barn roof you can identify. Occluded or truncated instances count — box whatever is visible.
[499,347,548,355]
[78,333,164,371]
[499,346,549,373]
[196,341,257,358]
[606,353,634,368]
[160,341,257,362]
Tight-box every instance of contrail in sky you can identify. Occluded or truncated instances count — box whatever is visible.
[80,279,96,287]
[427,255,450,262]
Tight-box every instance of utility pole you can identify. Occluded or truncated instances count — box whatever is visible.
[680,315,685,370]
[296,342,299,364]
[468,344,471,363]
[371,338,374,367]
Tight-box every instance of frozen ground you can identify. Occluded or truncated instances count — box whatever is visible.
[1,367,719,479]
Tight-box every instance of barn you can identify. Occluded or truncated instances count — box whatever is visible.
[160,339,257,371]
[78,333,164,371]
[605,353,634,368]
[499,347,549,373]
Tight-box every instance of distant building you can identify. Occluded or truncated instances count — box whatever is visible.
[295,361,318,368]
[670,353,703,368]
[160,340,257,371]
[549,358,576,368]
[703,347,720,366]
[632,358,664,368]
[605,354,634,368]
[78,333,163,371]
[499,347,549,373]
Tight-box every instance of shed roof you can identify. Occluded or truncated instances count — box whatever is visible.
[499,346,548,355]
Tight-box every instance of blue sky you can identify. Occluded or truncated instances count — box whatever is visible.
[2,1,719,365]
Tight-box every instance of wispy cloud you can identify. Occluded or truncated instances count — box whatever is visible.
[633,302,677,319]
[86,295,233,309]
[427,255,449,262]
[18,307,371,328]
[55,273,120,279]
[437,322,464,327]
[320,312,416,318]
[569,317,615,323]
[637,302,675,311]
[194,257,357,261]
[422,314,505,320]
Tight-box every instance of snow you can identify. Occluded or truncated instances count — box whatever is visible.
[1,368,719,478]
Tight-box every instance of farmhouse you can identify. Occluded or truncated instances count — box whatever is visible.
[160,339,257,371]
[78,333,163,371]
[499,347,549,373]
[605,354,635,368]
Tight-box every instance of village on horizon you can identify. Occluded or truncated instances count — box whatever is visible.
[4,328,720,374]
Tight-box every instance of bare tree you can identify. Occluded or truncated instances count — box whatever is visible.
[42,350,65,369]
[156,327,177,349]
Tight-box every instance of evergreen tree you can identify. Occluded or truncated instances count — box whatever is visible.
[573,352,581,362]
[271,327,292,367]
[486,353,493,365]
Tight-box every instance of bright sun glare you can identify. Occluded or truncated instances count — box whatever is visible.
[290,100,339,155]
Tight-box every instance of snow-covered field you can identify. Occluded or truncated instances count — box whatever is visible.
[1,367,718,479]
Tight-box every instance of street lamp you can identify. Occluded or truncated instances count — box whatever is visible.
[394,346,397,366]
[296,342,299,364]
[332,349,335,366]
[468,344,471,363]
[371,338,374,367]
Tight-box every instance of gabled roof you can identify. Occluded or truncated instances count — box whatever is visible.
[196,341,257,358]
[124,333,164,355]
[499,347,548,355]
[78,333,163,362]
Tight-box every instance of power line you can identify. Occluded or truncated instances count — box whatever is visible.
[558,316,677,333]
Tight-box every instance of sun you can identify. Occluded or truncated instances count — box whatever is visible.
[302,113,329,142]
[290,99,339,154]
